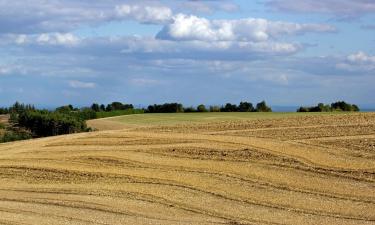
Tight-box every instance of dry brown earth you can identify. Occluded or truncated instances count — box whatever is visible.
[0,113,374,224]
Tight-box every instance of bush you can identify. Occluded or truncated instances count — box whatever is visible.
[0,130,32,143]
[76,108,97,120]
[17,110,88,137]
[0,123,5,129]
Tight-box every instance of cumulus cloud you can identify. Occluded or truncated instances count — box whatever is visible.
[69,80,96,89]
[12,35,301,62]
[156,14,335,42]
[265,0,375,18]
[36,33,80,46]
[115,4,173,24]
[336,52,375,72]
[347,52,375,64]
[0,1,176,34]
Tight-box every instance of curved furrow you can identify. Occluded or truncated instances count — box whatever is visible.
[64,155,375,205]
[0,165,373,223]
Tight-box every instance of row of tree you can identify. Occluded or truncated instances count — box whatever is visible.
[90,102,134,112]
[297,101,360,112]
[146,101,272,113]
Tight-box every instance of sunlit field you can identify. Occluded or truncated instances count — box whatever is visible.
[0,112,374,224]
[87,112,348,130]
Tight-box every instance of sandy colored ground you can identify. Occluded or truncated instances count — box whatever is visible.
[0,113,374,225]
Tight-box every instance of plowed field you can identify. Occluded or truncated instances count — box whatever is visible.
[0,113,374,225]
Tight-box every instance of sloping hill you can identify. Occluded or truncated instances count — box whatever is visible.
[0,113,374,225]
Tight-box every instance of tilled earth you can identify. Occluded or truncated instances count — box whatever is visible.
[0,113,374,225]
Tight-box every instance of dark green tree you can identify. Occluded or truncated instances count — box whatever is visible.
[238,102,254,112]
[91,103,100,112]
[197,104,208,112]
[256,101,272,112]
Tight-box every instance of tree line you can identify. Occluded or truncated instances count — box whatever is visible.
[297,101,360,112]
[146,101,272,113]
[0,100,361,143]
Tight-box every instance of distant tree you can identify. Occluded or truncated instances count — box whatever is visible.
[91,103,100,112]
[256,101,272,112]
[105,102,134,111]
[238,102,254,112]
[197,104,208,112]
[209,106,221,112]
[297,107,309,112]
[352,104,360,112]
[297,101,360,112]
[110,102,124,110]
[184,106,196,113]
[56,105,74,113]
[331,101,360,112]
[105,104,113,112]
[146,103,184,113]
[99,104,106,111]
[9,102,35,114]
[221,103,238,112]
[0,107,9,114]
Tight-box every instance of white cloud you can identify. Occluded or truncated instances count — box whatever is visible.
[336,52,375,72]
[347,52,375,64]
[0,1,174,34]
[119,36,301,57]
[69,80,96,89]
[36,33,80,46]
[115,4,173,24]
[156,14,335,42]
[15,34,28,44]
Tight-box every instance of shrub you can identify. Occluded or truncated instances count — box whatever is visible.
[0,130,32,143]
[16,110,88,137]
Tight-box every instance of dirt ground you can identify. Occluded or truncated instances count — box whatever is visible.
[0,113,374,225]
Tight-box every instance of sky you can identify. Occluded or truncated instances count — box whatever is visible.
[0,0,374,108]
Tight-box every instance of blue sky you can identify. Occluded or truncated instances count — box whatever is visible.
[0,0,374,108]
